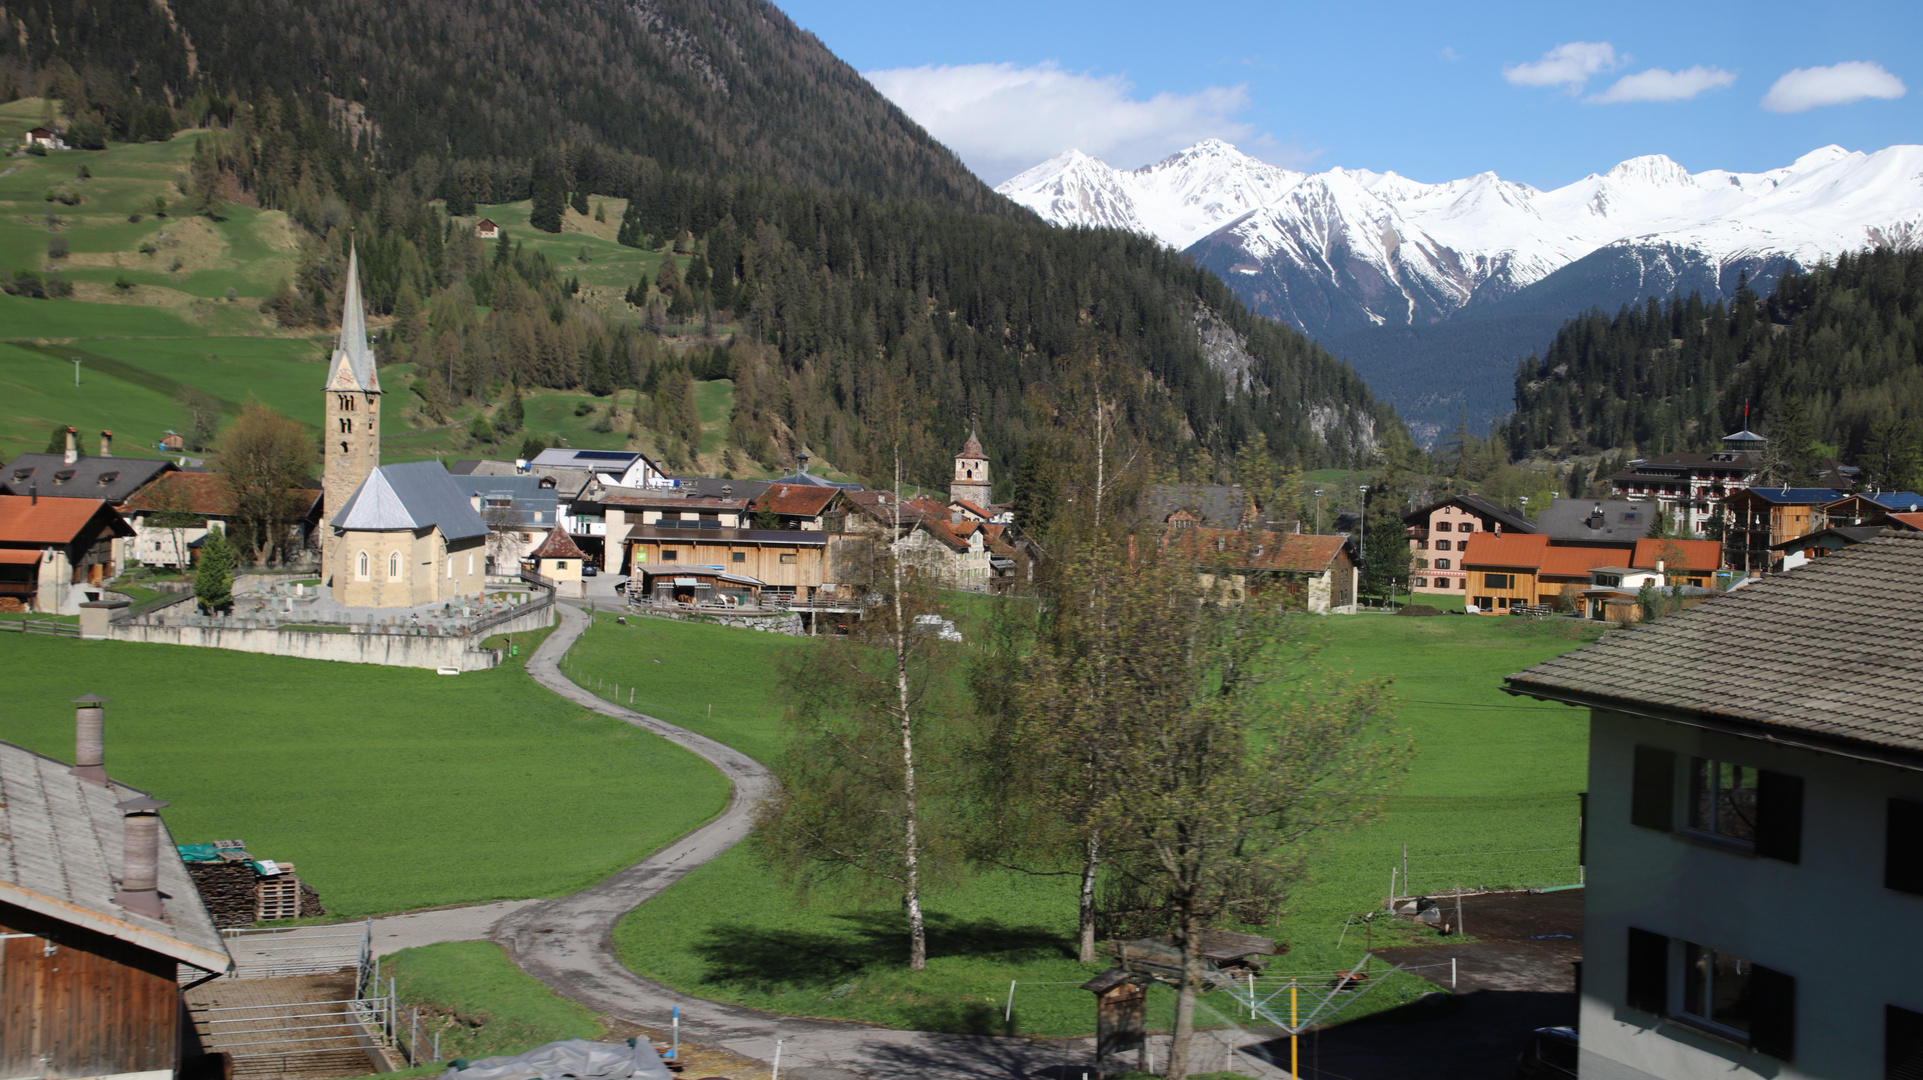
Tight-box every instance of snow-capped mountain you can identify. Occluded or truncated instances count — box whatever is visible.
[998,142,1923,338]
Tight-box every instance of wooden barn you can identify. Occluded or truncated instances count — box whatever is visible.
[1,706,231,1080]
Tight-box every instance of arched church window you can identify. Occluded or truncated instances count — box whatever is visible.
[339,417,353,434]
[388,551,402,580]
[340,442,349,454]
[338,394,354,411]
[356,551,369,579]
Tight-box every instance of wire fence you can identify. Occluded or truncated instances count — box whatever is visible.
[1390,843,1583,901]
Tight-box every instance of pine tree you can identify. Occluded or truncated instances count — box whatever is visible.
[195,528,236,613]
[530,169,565,233]
[570,189,589,217]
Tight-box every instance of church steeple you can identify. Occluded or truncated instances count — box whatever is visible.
[322,244,383,587]
[325,245,381,393]
[949,423,993,507]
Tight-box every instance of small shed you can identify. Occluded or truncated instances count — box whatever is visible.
[527,526,588,596]
[474,218,500,239]
[23,126,65,150]
[634,564,764,606]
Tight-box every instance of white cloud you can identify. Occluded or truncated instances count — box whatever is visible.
[1588,65,1737,104]
[1438,47,1460,63]
[1761,61,1906,113]
[1504,42,1621,91]
[863,62,1262,184]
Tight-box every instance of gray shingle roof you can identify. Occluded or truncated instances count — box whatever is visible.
[1,454,174,504]
[1536,498,1661,542]
[1506,532,1923,764]
[449,474,561,528]
[332,461,489,541]
[0,740,230,971]
[1404,493,1538,534]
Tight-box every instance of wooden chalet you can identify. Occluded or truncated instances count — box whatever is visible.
[474,218,499,239]
[746,483,839,530]
[1,726,231,1080]
[0,495,135,613]
[1723,487,1842,573]
[625,523,830,601]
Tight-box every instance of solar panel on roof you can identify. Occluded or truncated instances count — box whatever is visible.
[572,450,637,461]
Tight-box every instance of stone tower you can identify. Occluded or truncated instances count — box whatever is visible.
[948,426,992,507]
[322,246,382,585]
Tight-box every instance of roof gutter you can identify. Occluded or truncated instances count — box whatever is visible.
[1502,681,1923,775]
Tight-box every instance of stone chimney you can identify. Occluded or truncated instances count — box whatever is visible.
[63,426,78,465]
[796,451,812,475]
[112,794,170,919]
[950,508,963,526]
[99,430,113,457]
[70,693,109,785]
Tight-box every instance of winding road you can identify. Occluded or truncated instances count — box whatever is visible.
[374,602,1286,1079]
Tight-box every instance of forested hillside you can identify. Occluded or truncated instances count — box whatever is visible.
[0,0,1006,215]
[0,0,1401,491]
[1505,247,1923,475]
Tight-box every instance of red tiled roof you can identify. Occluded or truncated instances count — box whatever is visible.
[122,472,319,518]
[952,498,995,519]
[750,484,838,517]
[908,495,949,518]
[1880,512,1923,532]
[1462,533,1634,577]
[0,548,41,564]
[1171,528,1349,573]
[529,526,587,560]
[0,496,131,544]
[1631,538,1722,572]
[957,430,987,460]
[919,517,980,552]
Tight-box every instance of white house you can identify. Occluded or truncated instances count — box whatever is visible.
[1506,532,1923,1080]
[527,448,667,491]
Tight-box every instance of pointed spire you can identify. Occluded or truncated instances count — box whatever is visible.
[326,244,381,393]
[959,422,986,460]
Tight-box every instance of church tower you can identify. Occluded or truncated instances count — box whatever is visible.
[322,246,382,585]
[948,426,993,507]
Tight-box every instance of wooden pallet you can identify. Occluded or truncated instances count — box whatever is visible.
[255,864,303,921]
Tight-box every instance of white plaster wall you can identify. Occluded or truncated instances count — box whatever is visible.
[1581,709,1923,1079]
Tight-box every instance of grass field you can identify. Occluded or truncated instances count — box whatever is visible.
[564,609,1604,1037]
[383,942,603,1065]
[0,621,730,917]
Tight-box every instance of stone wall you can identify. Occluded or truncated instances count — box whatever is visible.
[628,607,806,635]
[107,604,556,671]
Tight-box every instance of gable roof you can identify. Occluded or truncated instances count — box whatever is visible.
[1535,499,1662,542]
[123,471,321,519]
[529,526,587,560]
[530,448,653,473]
[1506,533,1923,766]
[843,490,927,528]
[1630,538,1722,572]
[951,498,996,520]
[919,516,981,552]
[1170,528,1350,573]
[1146,483,1254,529]
[324,246,380,394]
[752,483,838,517]
[1729,487,1843,506]
[1462,533,1633,577]
[332,461,488,541]
[1403,493,1537,534]
[1,454,174,504]
[1877,512,1923,532]
[0,495,135,545]
[1836,491,1923,513]
[0,740,229,972]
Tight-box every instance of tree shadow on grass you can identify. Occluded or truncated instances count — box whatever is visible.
[691,909,1075,996]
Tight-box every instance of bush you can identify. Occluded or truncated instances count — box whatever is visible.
[468,415,494,443]
[139,241,157,255]
[46,237,68,260]
[3,270,69,299]
[44,186,82,206]
[127,213,143,223]
[113,274,135,293]
[66,121,106,151]
[24,143,45,157]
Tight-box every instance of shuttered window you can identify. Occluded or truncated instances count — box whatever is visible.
[1748,963,1796,1061]
[1888,800,1923,895]
[1632,746,1675,832]
[1888,1005,1923,1080]
[1625,927,1668,1015]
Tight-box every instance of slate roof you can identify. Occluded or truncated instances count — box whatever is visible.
[529,526,587,560]
[1536,499,1664,543]
[1,453,174,504]
[768,470,863,490]
[449,473,562,528]
[324,246,379,394]
[1730,487,1843,506]
[0,495,135,545]
[0,739,230,972]
[1146,483,1254,528]
[1403,494,1537,534]
[455,459,594,496]
[531,448,653,474]
[673,477,771,502]
[1769,526,1888,551]
[332,461,489,541]
[1506,533,1923,764]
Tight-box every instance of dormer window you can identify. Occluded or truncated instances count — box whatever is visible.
[54,470,74,484]
[11,469,32,482]
[97,471,118,485]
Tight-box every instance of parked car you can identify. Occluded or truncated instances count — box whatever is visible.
[582,563,598,577]
[1514,1026,1577,1079]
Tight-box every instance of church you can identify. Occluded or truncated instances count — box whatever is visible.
[322,247,487,608]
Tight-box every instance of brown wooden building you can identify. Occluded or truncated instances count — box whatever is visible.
[1,735,231,1080]
[624,525,831,600]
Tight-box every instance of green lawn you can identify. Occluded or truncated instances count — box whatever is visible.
[565,610,1603,1036]
[0,621,731,917]
[383,942,603,1066]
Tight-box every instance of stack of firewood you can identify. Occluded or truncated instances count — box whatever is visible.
[185,861,261,928]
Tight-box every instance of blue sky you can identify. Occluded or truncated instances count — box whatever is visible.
[780,0,1921,188]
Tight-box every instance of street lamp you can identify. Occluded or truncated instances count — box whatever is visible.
[1357,485,1370,602]
[1314,489,1323,534]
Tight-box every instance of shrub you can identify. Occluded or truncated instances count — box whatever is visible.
[44,186,82,206]
[127,213,143,223]
[24,143,45,157]
[139,241,158,255]
[46,237,68,260]
[468,415,494,443]
[113,274,135,293]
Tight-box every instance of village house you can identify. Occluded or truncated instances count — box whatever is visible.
[895,513,994,591]
[0,495,135,612]
[121,471,322,569]
[474,217,499,239]
[624,521,830,602]
[329,461,489,608]
[1722,487,1842,574]
[3,429,177,575]
[1172,527,1358,614]
[747,482,839,530]
[1,705,232,1080]
[1506,533,1923,1080]
[21,125,66,150]
[525,526,589,598]
[1401,494,1536,595]
[1461,532,1634,613]
[527,447,666,491]
[1771,525,1890,571]
[1609,429,1767,536]
[448,471,564,574]
[593,490,748,574]
[1824,490,1923,526]
[1148,483,1260,530]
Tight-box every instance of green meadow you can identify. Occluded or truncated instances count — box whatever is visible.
[564,609,1603,1037]
[0,622,730,917]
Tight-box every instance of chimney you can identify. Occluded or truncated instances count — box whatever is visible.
[112,794,170,919]
[99,430,113,457]
[71,693,110,785]
[64,426,77,465]
[951,508,963,526]
[796,451,812,475]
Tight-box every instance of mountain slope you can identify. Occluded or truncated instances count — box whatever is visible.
[1,0,1012,215]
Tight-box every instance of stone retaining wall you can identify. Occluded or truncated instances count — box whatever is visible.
[626,607,806,635]
[106,604,557,671]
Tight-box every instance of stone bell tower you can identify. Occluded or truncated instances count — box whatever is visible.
[322,246,382,584]
[948,426,992,507]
